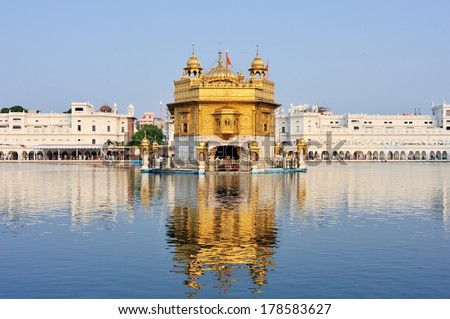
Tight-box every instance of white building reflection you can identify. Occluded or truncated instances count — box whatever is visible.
[0,164,136,231]
[301,164,450,234]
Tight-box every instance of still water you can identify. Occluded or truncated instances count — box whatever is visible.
[1,162,449,298]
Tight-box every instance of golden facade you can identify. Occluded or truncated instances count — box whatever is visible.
[167,48,280,166]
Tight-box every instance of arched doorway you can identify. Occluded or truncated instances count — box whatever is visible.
[215,145,239,160]
[394,151,399,160]
[388,151,394,160]
[345,151,351,160]
[321,151,329,160]
[212,145,241,171]
[9,151,19,160]
[354,151,364,160]
[421,151,427,160]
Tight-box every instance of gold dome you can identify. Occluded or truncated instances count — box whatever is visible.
[250,53,265,70]
[204,51,239,81]
[141,133,149,147]
[204,65,239,80]
[186,52,201,69]
[248,47,267,78]
[183,45,203,78]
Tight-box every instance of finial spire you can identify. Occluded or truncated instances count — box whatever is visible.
[218,51,223,66]
[192,43,195,55]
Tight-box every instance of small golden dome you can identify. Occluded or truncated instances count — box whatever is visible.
[186,53,201,69]
[183,46,203,78]
[141,134,149,147]
[250,53,265,70]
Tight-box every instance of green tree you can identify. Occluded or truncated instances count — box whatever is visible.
[128,124,164,146]
[9,105,27,112]
[1,105,28,113]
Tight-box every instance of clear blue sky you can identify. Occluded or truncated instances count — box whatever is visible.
[1,0,449,117]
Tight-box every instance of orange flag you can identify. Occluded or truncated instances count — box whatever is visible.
[226,51,232,66]
[226,51,231,75]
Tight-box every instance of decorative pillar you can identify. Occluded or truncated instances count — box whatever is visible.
[274,141,281,156]
[207,147,215,172]
[197,142,207,162]
[140,134,150,169]
[249,141,261,172]
[249,141,260,161]
[152,141,159,169]
[297,137,307,168]
[152,141,159,155]
[197,142,207,174]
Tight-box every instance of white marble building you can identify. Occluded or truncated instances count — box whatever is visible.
[276,101,450,161]
[0,102,136,160]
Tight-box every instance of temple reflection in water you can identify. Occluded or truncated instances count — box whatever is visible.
[2,163,450,298]
[161,173,305,296]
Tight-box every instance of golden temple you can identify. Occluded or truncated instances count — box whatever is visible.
[167,47,281,170]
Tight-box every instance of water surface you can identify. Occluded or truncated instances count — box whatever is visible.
[1,162,449,298]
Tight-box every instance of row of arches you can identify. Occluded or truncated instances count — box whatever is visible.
[307,150,449,161]
[0,150,117,161]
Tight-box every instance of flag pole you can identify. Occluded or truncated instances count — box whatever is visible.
[226,50,231,77]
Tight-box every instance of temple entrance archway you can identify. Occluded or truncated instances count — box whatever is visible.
[215,145,240,160]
